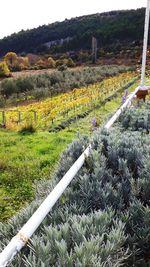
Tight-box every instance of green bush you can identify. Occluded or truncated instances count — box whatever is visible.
[57,64,68,71]
[19,123,36,134]
[66,58,75,67]
[47,57,56,68]
[1,79,18,97]
[0,61,11,78]
[119,102,150,133]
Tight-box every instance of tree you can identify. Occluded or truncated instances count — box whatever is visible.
[0,61,11,77]
[27,54,40,66]
[17,56,29,70]
[4,52,18,68]
[47,57,56,68]
[55,58,66,67]
[66,58,75,67]
[36,59,46,69]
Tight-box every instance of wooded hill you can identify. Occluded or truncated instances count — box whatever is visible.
[0,8,147,57]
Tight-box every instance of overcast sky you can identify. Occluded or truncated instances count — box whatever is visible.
[0,0,146,39]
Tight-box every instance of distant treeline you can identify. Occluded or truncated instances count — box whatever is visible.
[0,9,146,56]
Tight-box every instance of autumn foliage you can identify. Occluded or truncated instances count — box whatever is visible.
[0,61,11,78]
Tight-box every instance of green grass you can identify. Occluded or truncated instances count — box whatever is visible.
[0,129,75,221]
[0,77,140,221]
[68,79,140,136]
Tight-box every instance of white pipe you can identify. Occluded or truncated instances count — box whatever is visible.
[0,84,140,267]
[141,0,150,86]
[104,86,140,129]
[140,85,150,90]
[0,145,91,267]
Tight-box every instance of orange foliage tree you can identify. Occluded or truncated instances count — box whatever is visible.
[4,52,18,69]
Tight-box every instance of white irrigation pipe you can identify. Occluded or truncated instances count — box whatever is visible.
[104,86,140,129]
[141,0,150,87]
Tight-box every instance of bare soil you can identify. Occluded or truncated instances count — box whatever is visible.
[12,68,56,78]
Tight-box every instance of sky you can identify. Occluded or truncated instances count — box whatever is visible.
[0,0,146,39]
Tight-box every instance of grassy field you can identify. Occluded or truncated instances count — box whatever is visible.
[0,130,75,221]
[0,74,140,221]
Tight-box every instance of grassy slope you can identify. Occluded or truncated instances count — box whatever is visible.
[0,76,139,221]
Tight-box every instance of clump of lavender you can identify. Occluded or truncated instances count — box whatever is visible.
[91,117,97,131]
[122,89,128,104]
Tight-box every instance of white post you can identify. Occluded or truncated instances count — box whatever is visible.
[141,0,150,87]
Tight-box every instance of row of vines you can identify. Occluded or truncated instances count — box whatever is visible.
[0,71,137,130]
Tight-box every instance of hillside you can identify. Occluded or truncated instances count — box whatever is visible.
[0,8,146,57]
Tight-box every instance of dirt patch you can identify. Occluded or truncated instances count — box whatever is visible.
[11,68,56,79]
